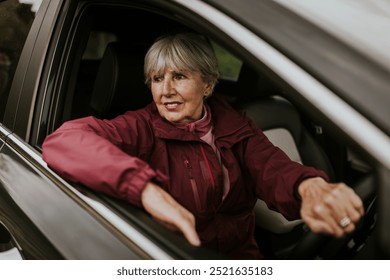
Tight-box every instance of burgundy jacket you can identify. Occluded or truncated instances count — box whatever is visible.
[42,96,327,259]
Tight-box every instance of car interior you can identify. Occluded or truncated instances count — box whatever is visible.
[38,3,376,259]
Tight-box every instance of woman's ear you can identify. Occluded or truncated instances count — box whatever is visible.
[203,82,213,97]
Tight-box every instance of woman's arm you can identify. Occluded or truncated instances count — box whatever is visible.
[42,113,163,207]
[244,125,328,220]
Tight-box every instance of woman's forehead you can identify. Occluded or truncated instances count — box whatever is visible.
[151,67,192,76]
[155,55,183,69]
[151,57,194,74]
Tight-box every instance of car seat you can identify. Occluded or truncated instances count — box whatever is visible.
[236,64,335,234]
[90,42,152,119]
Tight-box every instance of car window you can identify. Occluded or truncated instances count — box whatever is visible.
[0,0,42,121]
[82,31,118,60]
[211,41,242,81]
[28,0,383,260]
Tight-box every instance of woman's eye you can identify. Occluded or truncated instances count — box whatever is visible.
[153,76,163,83]
[174,74,185,80]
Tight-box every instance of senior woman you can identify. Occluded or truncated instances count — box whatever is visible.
[42,33,363,259]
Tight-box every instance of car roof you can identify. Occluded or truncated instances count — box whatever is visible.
[274,0,390,72]
[204,0,390,136]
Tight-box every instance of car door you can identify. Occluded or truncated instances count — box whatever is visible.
[1,0,158,259]
[0,0,150,260]
[1,0,225,260]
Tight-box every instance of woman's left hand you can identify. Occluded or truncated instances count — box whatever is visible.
[141,182,201,247]
[298,177,364,237]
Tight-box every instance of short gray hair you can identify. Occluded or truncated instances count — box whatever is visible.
[144,33,219,93]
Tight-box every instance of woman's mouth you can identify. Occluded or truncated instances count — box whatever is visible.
[164,102,182,110]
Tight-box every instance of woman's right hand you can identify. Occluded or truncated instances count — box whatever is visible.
[141,182,201,247]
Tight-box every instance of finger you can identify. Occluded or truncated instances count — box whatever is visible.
[181,227,201,247]
[151,207,201,246]
[155,206,201,246]
[303,215,335,235]
[323,185,362,232]
[312,204,344,237]
[333,187,363,228]
[174,210,201,246]
[158,199,201,246]
[339,216,355,233]
[141,183,201,246]
[345,187,365,219]
[304,211,356,237]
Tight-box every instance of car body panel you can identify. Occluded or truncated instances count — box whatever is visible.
[0,133,152,259]
[205,0,390,137]
[2,0,50,132]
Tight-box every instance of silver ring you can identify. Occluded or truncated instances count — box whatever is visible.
[339,216,351,228]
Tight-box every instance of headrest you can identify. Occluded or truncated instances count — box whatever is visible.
[236,63,279,102]
[243,96,302,141]
[90,42,152,119]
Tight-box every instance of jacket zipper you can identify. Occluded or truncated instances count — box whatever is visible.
[184,160,202,211]
[200,146,215,188]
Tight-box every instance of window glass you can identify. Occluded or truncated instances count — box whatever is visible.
[211,41,242,81]
[82,31,118,60]
[0,0,42,121]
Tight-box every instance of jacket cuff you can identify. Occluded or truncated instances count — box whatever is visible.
[293,170,329,201]
[122,166,168,208]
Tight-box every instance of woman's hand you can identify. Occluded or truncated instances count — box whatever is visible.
[298,177,364,237]
[141,182,201,246]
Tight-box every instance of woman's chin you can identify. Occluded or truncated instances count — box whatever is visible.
[164,114,182,123]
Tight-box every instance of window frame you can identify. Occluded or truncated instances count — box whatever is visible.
[0,0,45,123]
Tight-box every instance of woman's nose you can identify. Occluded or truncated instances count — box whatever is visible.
[162,78,174,96]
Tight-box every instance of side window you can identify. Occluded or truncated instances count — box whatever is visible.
[82,31,118,60]
[65,31,118,121]
[211,41,242,81]
[0,0,42,121]
[56,5,180,125]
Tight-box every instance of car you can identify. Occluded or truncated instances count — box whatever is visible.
[1,0,389,260]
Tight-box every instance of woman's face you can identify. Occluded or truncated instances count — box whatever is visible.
[151,68,211,123]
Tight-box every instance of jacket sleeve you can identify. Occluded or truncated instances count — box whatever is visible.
[243,121,329,220]
[42,113,165,208]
